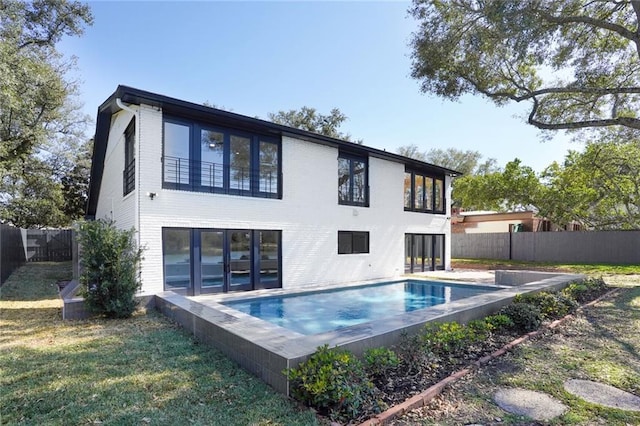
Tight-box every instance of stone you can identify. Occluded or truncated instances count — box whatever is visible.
[564,379,640,412]
[493,388,568,421]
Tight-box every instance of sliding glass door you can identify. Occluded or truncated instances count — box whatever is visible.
[404,233,445,273]
[162,228,281,295]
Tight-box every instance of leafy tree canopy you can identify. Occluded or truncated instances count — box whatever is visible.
[268,106,362,143]
[0,0,93,227]
[539,135,640,229]
[397,145,498,175]
[409,0,640,134]
[454,158,541,211]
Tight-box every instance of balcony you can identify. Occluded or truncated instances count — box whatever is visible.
[163,156,280,199]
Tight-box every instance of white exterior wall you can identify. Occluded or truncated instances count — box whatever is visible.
[95,110,137,230]
[99,105,452,295]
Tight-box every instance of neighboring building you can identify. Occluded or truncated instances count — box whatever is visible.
[86,86,460,296]
[451,209,583,234]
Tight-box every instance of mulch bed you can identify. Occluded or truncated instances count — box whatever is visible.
[317,284,613,425]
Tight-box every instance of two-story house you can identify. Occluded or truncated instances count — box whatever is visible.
[86,86,460,296]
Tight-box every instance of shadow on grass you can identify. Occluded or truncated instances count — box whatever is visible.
[0,262,71,302]
[1,309,316,425]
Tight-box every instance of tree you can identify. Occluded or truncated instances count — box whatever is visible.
[397,145,498,176]
[453,159,542,211]
[538,137,640,229]
[268,106,361,142]
[0,1,93,226]
[409,0,640,134]
[0,156,67,228]
[396,144,427,162]
[0,137,92,228]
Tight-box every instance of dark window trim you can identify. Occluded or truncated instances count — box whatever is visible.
[405,233,445,272]
[337,230,370,254]
[123,119,136,196]
[162,116,282,199]
[338,152,369,207]
[404,169,446,214]
[162,227,282,295]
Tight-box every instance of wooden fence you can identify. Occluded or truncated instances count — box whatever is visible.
[26,229,73,262]
[452,231,640,265]
[0,223,26,284]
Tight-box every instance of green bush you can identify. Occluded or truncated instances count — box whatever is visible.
[286,345,375,421]
[484,314,515,332]
[76,219,143,318]
[363,347,399,378]
[514,291,577,320]
[467,318,493,340]
[500,302,543,333]
[562,277,608,304]
[422,321,477,355]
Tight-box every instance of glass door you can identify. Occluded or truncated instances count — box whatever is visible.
[228,230,252,291]
[199,230,224,293]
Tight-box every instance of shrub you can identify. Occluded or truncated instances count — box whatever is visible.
[562,277,608,304]
[395,333,435,374]
[286,344,375,421]
[76,219,143,318]
[422,321,476,355]
[514,291,576,320]
[500,302,543,333]
[363,347,399,378]
[484,314,515,332]
[467,319,493,340]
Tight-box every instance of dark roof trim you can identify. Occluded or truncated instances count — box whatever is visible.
[86,85,462,218]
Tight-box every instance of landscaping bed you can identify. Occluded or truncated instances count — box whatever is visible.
[288,277,611,424]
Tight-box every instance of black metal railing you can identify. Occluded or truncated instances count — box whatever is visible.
[123,160,135,195]
[163,156,280,198]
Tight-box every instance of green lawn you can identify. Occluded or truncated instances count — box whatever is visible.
[0,262,317,425]
[452,258,640,275]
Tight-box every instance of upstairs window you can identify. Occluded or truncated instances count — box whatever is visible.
[404,170,445,214]
[164,120,191,186]
[163,118,281,198]
[123,120,136,196]
[338,153,368,206]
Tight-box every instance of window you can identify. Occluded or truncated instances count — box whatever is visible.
[123,120,135,195]
[164,120,191,186]
[338,231,369,254]
[163,118,281,198]
[338,153,368,206]
[404,169,445,214]
[200,129,224,189]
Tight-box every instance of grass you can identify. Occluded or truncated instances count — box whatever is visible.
[0,262,317,425]
[452,257,640,275]
[394,273,640,425]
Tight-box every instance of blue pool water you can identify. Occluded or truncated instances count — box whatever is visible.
[223,280,499,335]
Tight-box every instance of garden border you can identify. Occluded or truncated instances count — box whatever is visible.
[359,287,621,426]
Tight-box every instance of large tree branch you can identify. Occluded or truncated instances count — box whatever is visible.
[528,97,640,130]
[537,9,638,43]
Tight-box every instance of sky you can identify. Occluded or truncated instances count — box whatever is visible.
[58,1,579,173]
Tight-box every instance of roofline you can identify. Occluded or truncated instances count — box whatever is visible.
[86,85,463,218]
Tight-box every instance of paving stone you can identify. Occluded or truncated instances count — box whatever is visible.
[493,388,567,421]
[564,379,640,412]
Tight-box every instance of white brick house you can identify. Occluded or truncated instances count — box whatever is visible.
[86,86,460,296]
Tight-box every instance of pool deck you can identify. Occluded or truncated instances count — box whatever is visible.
[154,270,584,395]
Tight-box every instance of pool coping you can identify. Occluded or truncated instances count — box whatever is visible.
[154,270,585,395]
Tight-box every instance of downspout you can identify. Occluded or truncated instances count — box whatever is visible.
[115,98,141,248]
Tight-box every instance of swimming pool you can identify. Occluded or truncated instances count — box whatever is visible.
[158,271,585,394]
[223,280,500,335]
